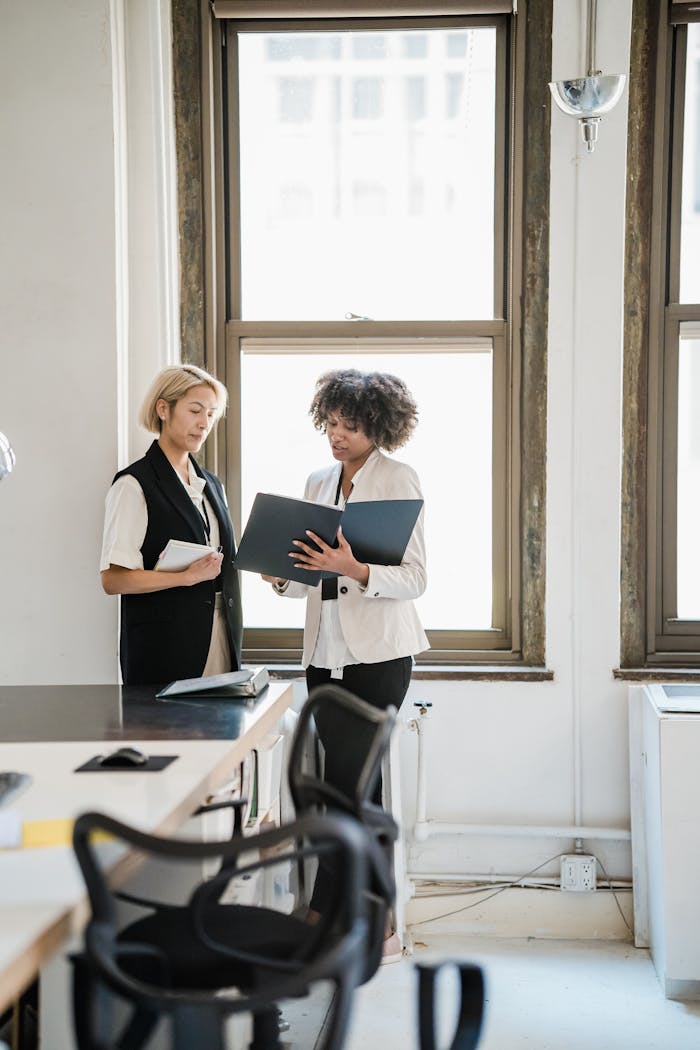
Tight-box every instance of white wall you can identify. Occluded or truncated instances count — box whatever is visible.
[1,0,636,928]
[0,0,176,684]
[401,0,635,910]
[0,0,120,683]
[123,0,179,459]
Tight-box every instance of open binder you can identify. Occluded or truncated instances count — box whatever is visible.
[156,667,270,700]
[234,493,423,586]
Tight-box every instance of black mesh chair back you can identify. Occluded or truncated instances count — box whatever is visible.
[71,810,370,1050]
[287,684,399,982]
[288,684,397,820]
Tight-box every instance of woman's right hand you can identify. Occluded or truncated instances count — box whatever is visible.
[185,551,224,585]
[262,574,287,586]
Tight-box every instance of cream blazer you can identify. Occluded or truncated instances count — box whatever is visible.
[282,448,429,667]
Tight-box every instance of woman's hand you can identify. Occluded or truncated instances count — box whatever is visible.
[262,574,287,586]
[290,526,369,587]
[101,552,223,595]
[183,551,223,586]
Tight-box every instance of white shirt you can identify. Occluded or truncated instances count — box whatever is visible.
[100,460,221,571]
[309,478,358,673]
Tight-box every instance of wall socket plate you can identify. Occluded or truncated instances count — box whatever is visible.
[560,854,597,892]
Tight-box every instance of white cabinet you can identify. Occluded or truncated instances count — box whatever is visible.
[629,684,700,999]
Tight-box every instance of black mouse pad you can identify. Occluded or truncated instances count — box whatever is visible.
[75,755,178,773]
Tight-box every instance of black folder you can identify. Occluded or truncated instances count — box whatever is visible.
[235,493,423,586]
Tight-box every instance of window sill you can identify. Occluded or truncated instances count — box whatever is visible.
[614,667,700,682]
[265,665,554,682]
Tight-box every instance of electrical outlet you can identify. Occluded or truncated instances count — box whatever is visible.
[560,854,597,892]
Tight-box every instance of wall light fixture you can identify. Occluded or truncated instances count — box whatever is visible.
[0,433,16,481]
[549,0,626,153]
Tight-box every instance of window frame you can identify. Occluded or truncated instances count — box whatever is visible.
[658,22,700,657]
[226,13,515,665]
[622,2,700,668]
[174,0,551,668]
[227,324,512,663]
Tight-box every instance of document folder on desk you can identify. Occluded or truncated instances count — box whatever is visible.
[235,492,423,586]
[156,667,269,700]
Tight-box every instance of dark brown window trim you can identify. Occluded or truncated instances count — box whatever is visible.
[518,0,551,666]
[171,0,207,366]
[621,0,700,668]
[614,667,700,682]
[620,0,660,668]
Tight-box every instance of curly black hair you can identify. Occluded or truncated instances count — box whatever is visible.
[309,369,418,452]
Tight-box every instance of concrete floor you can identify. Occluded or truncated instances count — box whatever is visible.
[283,934,700,1050]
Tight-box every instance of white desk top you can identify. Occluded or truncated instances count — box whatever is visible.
[0,682,294,1013]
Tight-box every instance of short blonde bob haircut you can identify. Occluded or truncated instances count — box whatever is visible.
[139,365,228,434]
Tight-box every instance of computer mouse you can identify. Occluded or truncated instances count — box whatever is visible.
[0,770,32,806]
[98,746,149,769]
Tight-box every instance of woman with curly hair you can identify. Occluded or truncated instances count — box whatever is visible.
[265,368,428,958]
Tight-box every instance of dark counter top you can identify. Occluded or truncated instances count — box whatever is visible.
[0,683,288,743]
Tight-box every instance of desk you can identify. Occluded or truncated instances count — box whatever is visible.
[0,682,294,1017]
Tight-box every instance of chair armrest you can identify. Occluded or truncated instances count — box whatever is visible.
[195,797,249,838]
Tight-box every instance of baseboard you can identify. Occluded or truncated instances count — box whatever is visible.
[664,977,700,1001]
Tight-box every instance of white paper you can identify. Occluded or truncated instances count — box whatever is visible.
[0,811,22,848]
[155,538,217,572]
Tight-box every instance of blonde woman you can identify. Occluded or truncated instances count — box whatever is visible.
[100,365,242,685]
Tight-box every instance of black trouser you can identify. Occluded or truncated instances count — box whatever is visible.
[305,656,412,913]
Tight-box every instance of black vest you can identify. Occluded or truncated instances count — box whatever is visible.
[113,441,242,685]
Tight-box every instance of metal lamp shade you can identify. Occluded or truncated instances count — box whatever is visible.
[0,433,16,480]
[548,74,626,119]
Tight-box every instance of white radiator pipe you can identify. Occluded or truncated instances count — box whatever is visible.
[407,704,629,844]
[407,700,431,826]
[412,821,630,842]
[408,872,633,888]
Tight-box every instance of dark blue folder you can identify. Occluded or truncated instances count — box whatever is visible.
[235,493,423,586]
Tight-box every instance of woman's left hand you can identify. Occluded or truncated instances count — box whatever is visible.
[290,526,369,587]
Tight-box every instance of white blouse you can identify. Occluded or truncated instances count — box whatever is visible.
[305,464,369,675]
[100,460,221,572]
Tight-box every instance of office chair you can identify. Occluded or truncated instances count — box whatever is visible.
[287,684,399,981]
[70,810,370,1050]
[416,961,486,1050]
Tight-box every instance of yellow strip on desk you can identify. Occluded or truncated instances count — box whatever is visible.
[22,819,75,848]
[0,816,112,850]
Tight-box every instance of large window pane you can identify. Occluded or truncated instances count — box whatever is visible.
[679,24,700,302]
[677,331,700,617]
[239,345,493,631]
[238,28,496,321]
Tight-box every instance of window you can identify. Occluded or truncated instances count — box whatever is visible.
[198,1,549,666]
[660,17,700,658]
[352,76,383,118]
[278,77,314,122]
[446,71,464,119]
[236,27,497,317]
[404,75,426,121]
[623,4,700,666]
[447,30,468,58]
[239,340,500,643]
[403,32,427,59]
